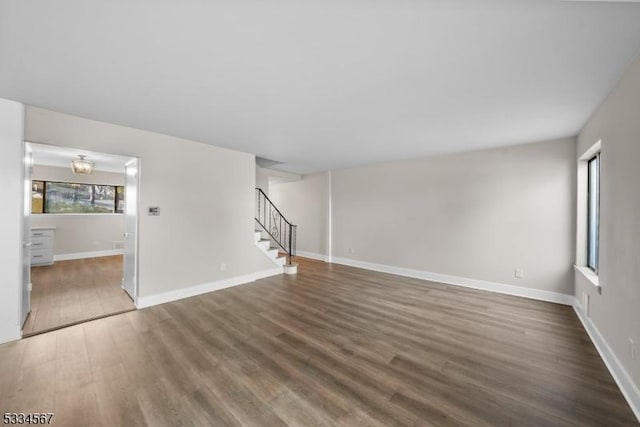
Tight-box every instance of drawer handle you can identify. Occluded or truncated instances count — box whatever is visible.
[33,255,43,258]
[33,233,44,236]
[33,243,43,246]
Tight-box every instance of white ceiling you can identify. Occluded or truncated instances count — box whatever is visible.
[29,143,131,174]
[2,1,640,174]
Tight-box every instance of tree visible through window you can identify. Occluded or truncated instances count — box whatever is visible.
[31,180,124,214]
[587,153,600,272]
[31,181,44,214]
[115,185,125,214]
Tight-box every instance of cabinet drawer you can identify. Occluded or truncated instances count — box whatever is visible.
[31,229,54,239]
[31,248,54,265]
[31,237,53,250]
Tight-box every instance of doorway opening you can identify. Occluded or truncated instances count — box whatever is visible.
[22,143,139,336]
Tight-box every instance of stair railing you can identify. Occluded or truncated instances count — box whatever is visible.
[255,188,297,264]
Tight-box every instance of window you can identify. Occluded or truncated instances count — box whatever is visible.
[31,180,125,214]
[31,181,44,214]
[115,185,125,214]
[587,153,600,272]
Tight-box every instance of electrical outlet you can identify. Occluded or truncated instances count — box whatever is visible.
[220,263,227,272]
[631,338,636,360]
[514,268,524,279]
[349,248,355,255]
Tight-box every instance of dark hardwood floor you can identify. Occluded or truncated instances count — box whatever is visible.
[23,256,136,336]
[1,257,637,426]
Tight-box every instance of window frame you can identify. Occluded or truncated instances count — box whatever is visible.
[586,152,600,274]
[32,179,125,215]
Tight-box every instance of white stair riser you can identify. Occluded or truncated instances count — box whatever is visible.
[254,229,285,270]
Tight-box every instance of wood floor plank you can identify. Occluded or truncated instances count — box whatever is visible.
[25,256,135,336]
[52,384,101,427]
[269,389,337,427]
[91,362,146,427]
[1,257,637,426]
[135,377,188,427]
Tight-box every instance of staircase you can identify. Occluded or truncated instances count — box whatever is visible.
[254,230,286,267]
[254,188,297,272]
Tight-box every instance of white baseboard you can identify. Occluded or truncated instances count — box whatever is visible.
[295,250,330,262]
[54,249,124,261]
[253,267,284,281]
[136,267,282,309]
[573,302,640,422]
[330,256,575,306]
[0,324,22,345]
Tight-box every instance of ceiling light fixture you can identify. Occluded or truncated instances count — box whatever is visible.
[71,155,95,175]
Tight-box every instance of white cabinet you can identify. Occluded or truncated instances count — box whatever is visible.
[31,226,55,266]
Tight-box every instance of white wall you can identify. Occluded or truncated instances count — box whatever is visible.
[25,107,275,301]
[331,138,576,295]
[33,164,125,185]
[31,165,124,256]
[256,166,271,195]
[0,98,24,343]
[32,214,123,257]
[272,138,576,295]
[575,53,640,394]
[270,172,330,256]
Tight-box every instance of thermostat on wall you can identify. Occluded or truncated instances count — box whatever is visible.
[148,206,160,216]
